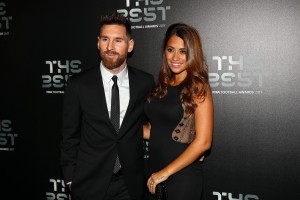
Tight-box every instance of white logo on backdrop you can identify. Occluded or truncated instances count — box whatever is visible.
[0,120,18,151]
[46,179,71,200]
[0,2,13,36]
[117,0,171,29]
[209,56,263,95]
[213,191,259,200]
[42,60,82,94]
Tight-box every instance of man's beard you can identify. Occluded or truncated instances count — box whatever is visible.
[101,50,126,70]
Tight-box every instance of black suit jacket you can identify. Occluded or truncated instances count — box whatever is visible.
[60,65,155,200]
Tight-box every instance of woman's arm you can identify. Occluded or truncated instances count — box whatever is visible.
[147,89,214,193]
[143,122,151,140]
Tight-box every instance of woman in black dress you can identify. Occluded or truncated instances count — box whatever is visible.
[144,23,214,200]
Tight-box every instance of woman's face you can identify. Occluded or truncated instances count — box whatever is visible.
[165,35,187,77]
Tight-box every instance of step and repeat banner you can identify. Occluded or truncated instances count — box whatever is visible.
[1,0,300,199]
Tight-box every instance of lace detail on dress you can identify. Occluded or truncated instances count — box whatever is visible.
[171,106,205,161]
[171,105,195,144]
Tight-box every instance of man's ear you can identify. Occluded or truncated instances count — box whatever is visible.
[97,36,100,49]
[128,39,134,53]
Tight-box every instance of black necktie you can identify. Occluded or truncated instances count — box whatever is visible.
[111,75,121,173]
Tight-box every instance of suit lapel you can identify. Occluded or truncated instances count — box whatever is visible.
[119,67,138,134]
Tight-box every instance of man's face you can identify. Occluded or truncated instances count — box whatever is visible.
[97,24,134,73]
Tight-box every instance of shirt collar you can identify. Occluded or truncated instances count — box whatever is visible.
[100,61,128,84]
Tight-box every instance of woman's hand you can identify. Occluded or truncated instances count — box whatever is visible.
[147,171,169,194]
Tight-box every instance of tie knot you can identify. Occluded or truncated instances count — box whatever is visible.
[112,75,118,83]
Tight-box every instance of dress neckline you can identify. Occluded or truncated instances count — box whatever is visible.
[168,82,185,88]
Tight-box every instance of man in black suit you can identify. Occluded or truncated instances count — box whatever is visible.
[60,12,155,200]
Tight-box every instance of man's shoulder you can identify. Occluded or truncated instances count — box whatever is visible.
[128,66,153,78]
[69,65,99,81]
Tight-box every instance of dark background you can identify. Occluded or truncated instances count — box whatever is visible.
[1,0,299,199]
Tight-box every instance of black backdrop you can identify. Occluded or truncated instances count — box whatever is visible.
[1,0,300,199]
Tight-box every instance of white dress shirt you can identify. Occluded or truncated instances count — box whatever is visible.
[100,62,130,127]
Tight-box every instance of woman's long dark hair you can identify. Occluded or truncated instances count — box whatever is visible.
[149,23,210,116]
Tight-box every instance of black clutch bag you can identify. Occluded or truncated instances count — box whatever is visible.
[153,181,168,200]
